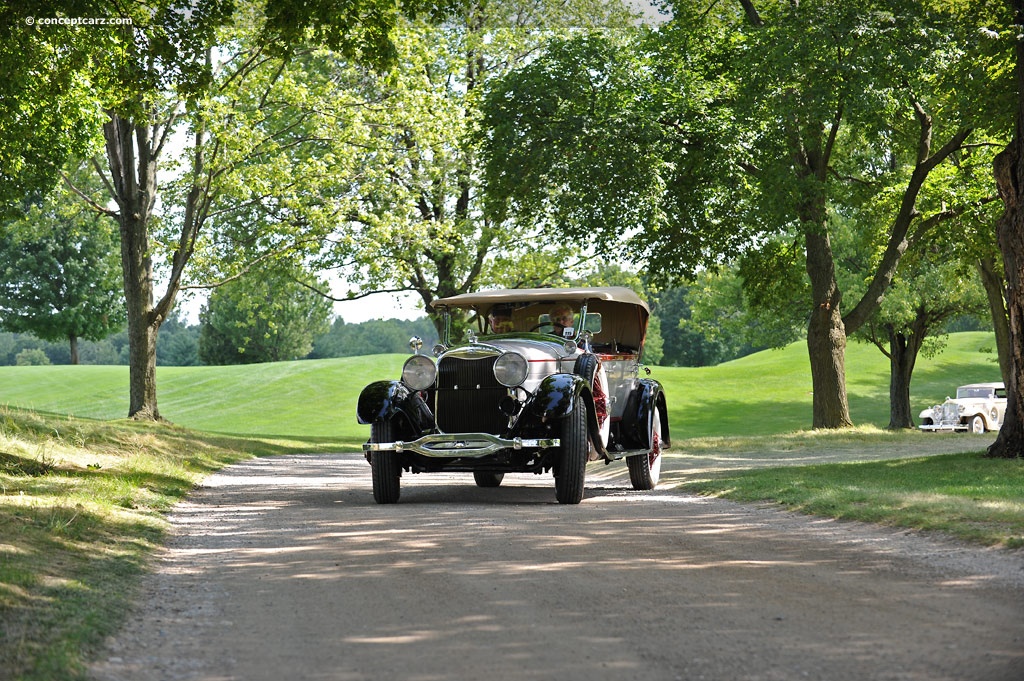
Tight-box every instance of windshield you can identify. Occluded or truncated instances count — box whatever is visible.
[957,387,993,399]
[484,302,587,339]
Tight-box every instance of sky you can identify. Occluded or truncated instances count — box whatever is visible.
[331,290,425,323]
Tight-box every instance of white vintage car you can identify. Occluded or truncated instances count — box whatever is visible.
[919,382,1007,433]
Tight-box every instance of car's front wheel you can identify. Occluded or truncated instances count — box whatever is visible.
[370,420,401,504]
[555,395,588,504]
[473,471,504,487]
[969,414,986,434]
[627,405,663,490]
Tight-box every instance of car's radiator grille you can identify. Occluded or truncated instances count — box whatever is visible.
[436,355,508,434]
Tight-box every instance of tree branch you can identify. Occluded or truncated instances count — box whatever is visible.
[61,168,118,217]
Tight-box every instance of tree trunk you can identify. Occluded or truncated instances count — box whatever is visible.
[69,335,79,366]
[988,0,1024,459]
[806,308,851,428]
[120,210,161,419]
[990,148,1024,457]
[805,225,853,429]
[977,256,1012,387]
[104,113,165,420]
[989,147,1024,457]
[886,327,923,430]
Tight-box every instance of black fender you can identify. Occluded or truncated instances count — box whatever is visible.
[619,379,670,449]
[525,373,608,457]
[357,380,410,425]
[356,381,433,435]
[528,373,587,421]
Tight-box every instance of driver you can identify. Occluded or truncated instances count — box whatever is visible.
[549,304,575,338]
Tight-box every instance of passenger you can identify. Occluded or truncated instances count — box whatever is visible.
[488,307,514,333]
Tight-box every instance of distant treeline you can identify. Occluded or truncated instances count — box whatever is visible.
[0,304,989,369]
[0,315,440,367]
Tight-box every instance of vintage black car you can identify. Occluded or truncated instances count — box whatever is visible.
[356,287,670,504]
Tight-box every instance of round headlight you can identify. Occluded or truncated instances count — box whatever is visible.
[402,354,437,391]
[493,351,528,387]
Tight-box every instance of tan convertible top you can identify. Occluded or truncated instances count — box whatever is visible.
[433,287,649,352]
[431,286,649,311]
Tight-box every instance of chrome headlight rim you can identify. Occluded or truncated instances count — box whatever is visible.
[493,351,529,388]
[402,354,437,391]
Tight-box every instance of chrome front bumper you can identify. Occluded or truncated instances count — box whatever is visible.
[918,423,966,431]
[363,432,560,458]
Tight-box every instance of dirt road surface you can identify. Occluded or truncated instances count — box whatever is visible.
[91,450,1024,681]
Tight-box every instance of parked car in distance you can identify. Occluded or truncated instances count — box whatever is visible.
[356,287,670,504]
[919,382,1007,433]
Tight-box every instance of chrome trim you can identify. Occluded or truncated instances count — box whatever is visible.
[363,432,560,457]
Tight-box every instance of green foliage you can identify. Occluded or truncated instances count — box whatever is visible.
[198,268,332,365]
[479,19,755,279]
[156,312,201,366]
[310,0,639,317]
[0,168,125,359]
[14,348,50,366]
[0,0,236,214]
[259,0,456,67]
[311,317,439,358]
[641,313,664,365]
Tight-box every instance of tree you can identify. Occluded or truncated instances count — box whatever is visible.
[198,267,332,364]
[3,0,452,420]
[0,170,124,364]
[311,317,439,358]
[15,348,50,366]
[312,0,638,334]
[480,1,992,428]
[988,0,1024,458]
[0,2,109,216]
[856,250,987,429]
[156,311,201,366]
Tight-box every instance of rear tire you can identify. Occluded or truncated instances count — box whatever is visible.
[370,420,401,504]
[627,405,663,490]
[555,395,588,504]
[473,471,504,487]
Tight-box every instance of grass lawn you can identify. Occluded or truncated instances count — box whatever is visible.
[0,409,315,680]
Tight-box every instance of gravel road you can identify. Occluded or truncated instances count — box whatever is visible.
[90,448,1024,681]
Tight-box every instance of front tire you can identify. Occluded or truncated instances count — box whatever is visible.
[473,471,504,487]
[627,405,663,490]
[969,414,986,434]
[370,420,401,504]
[555,395,588,504]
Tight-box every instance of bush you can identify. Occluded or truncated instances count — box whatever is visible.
[15,348,50,366]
